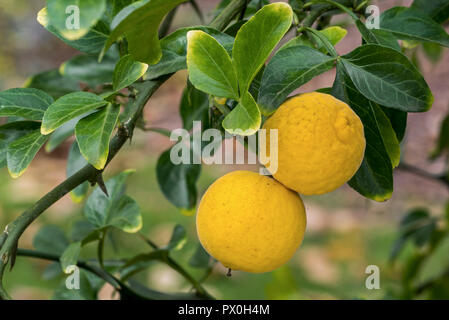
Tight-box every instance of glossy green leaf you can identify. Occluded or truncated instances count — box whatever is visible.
[84,171,142,233]
[46,0,107,40]
[38,8,109,55]
[189,243,211,268]
[412,0,449,23]
[33,225,69,255]
[60,50,118,87]
[368,29,401,51]
[340,44,433,112]
[258,45,335,115]
[232,3,293,93]
[102,0,187,64]
[45,116,82,152]
[163,225,187,251]
[7,130,48,178]
[75,104,119,170]
[24,69,80,99]
[381,107,407,143]
[180,82,209,131]
[67,141,89,203]
[0,121,41,168]
[380,7,449,47]
[222,91,261,135]
[145,26,234,80]
[187,30,239,99]
[113,55,148,91]
[332,66,393,202]
[41,92,108,135]
[60,242,82,273]
[319,26,347,46]
[0,88,54,120]
[372,104,401,168]
[156,147,201,212]
[70,220,98,243]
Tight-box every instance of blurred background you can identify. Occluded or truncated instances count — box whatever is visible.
[0,0,448,299]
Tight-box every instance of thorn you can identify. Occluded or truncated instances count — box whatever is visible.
[226,268,232,277]
[97,174,109,197]
[9,241,18,271]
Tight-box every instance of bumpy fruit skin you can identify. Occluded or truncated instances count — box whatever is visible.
[196,171,307,273]
[262,92,366,195]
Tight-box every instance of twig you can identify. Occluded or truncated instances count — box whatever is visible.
[397,162,449,189]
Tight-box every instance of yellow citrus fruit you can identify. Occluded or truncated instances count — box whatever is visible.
[196,170,307,273]
[262,92,365,195]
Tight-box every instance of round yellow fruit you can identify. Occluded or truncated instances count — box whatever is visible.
[262,92,366,195]
[196,170,307,273]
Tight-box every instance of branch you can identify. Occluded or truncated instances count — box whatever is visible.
[397,162,449,189]
[139,233,213,299]
[15,248,206,300]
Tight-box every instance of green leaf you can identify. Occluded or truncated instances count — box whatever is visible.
[412,0,449,24]
[84,170,142,233]
[232,2,293,93]
[368,29,401,52]
[319,26,347,46]
[222,91,261,135]
[7,130,48,178]
[145,26,234,80]
[416,235,449,286]
[381,107,407,143]
[156,148,201,212]
[189,243,211,268]
[422,42,443,63]
[431,113,449,159]
[38,8,109,55]
[113,55,148,91]
[102,0,187,64]
[0,121,41,168]
[163,224,187,251]
[46,0,107,40]
[380,7,449,47]
[67,141,89,202]
[180,82,209,131]
[33,225,69,255]
[332,65,393,202]
[186,30,239,99]
[258,45,335,115]
[60,50,118,87]
[372,105,401,168]
[0,88,54,120]
[60,241,82,273]
[24,69,80,99]
[75,104,119,169]
[340,44,433,112]
[70,220,98,243]
[41,91,108,135]
[390,208,436,261]
[45,116,82,152]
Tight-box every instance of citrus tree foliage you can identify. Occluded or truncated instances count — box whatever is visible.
[0,0,448,300]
